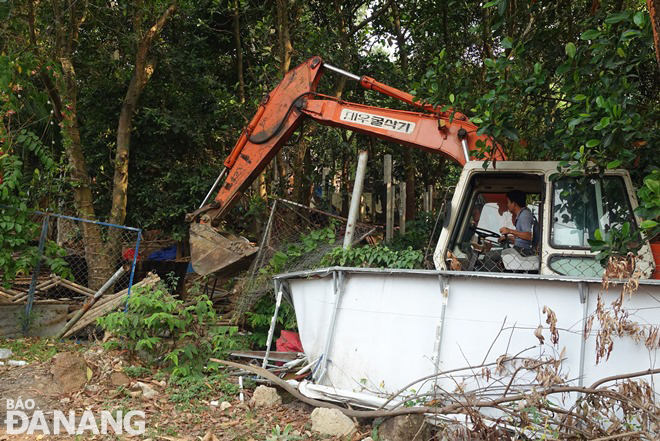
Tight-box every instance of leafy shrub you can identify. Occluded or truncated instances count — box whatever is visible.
[122,365,152,378]
[635,170,660,241]
[168,374,238,404]
[259,225,337,276]
[98,281,238,378]
[244,295,297,348]
[588,222,642,266]
[321,244,424,269]
[391,211,442,252]
[589,170,659,264]
[0,129,71,284]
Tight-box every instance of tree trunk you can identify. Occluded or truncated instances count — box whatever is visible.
[391,2,415,222]
[276,0,293,76]
[60,60,114,289]
[481,5,494,83]
[649,0,660,71]
[109,2,176,227]
[233,0,245,104]
[31,0,113,289]
[29,0,177,289]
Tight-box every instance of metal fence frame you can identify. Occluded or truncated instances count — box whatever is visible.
[22,211,142,334]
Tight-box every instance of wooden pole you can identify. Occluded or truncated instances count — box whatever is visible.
[428,184,434,213]
[399,182,406,236]
[384,154,393,242]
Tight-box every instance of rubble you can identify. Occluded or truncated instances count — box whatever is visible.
[51,351,88,394]
[63,272,161,337]
[211,400,232,411]
[250,385,282,407]
[110,371,131,386]
[377,415,430,441]
[136,381,158,399]
[310,408,357,437]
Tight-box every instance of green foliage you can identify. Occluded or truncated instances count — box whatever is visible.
[266,424,302,441]
[259,225,337,276]
[587,171,659,263]
[242,225,340,347]
[98,281,238,379]
[391,211,441,252]
[168,374,238,404]
[0,54,70,284]
[0,337,84,363]
[122,365,152,378]
[321,245,423,269]
[413,6,658,179]
[588,222,642,266]
[244,296,297,348]
[635,170,660,241]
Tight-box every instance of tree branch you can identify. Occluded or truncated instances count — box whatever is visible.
[350,0,395,37]
[212,358,660,422]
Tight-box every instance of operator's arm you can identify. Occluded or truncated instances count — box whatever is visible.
[499,227,532,242]
[500,209,533,241]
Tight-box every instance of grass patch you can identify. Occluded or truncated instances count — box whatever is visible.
[168,373,239,404]
[0,337,85,362]
[123,365,152,378]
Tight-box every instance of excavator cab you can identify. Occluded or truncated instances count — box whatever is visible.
[435,161,657,278]
[448,171,544,273]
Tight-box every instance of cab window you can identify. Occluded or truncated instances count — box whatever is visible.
[551,177,636,249]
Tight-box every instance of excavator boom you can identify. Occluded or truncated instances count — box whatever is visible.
[188,56,505,275]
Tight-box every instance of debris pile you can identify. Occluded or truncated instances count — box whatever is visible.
[0,274,94,305]
[60,272,161,337]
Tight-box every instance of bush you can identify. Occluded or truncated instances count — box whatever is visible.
[244,295,297,348]
[321,244,424,269]
[391,211,441,252]
[98,281,238,378]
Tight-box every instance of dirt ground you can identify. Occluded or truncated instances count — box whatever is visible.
[0,342,373,441]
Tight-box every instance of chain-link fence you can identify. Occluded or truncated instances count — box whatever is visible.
[233,199,379,317]
[0,211,141,335]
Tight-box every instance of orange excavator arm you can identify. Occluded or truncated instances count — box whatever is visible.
[186,56,505,226]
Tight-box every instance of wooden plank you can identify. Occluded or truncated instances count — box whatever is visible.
[59,278,95,297]
[63,273,160,337]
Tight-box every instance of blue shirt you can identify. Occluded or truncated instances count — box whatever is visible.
[514,207,533,250]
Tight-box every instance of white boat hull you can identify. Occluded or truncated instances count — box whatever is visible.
[276,268,660,406]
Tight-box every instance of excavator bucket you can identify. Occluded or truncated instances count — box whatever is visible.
[189,223,258,277]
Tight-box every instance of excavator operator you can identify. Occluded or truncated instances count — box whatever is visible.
[482,190,535,271]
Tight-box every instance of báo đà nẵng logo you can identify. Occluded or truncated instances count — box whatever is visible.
[4,397,145,435]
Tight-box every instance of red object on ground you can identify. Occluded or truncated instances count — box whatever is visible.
[651,242,660,280]
[276,330,304,353]
[122,248,140,260]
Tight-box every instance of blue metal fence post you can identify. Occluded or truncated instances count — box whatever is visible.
[23,214,50,335]
[124,230,142,312]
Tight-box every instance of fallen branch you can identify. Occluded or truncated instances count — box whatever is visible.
[211,358,660,424]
